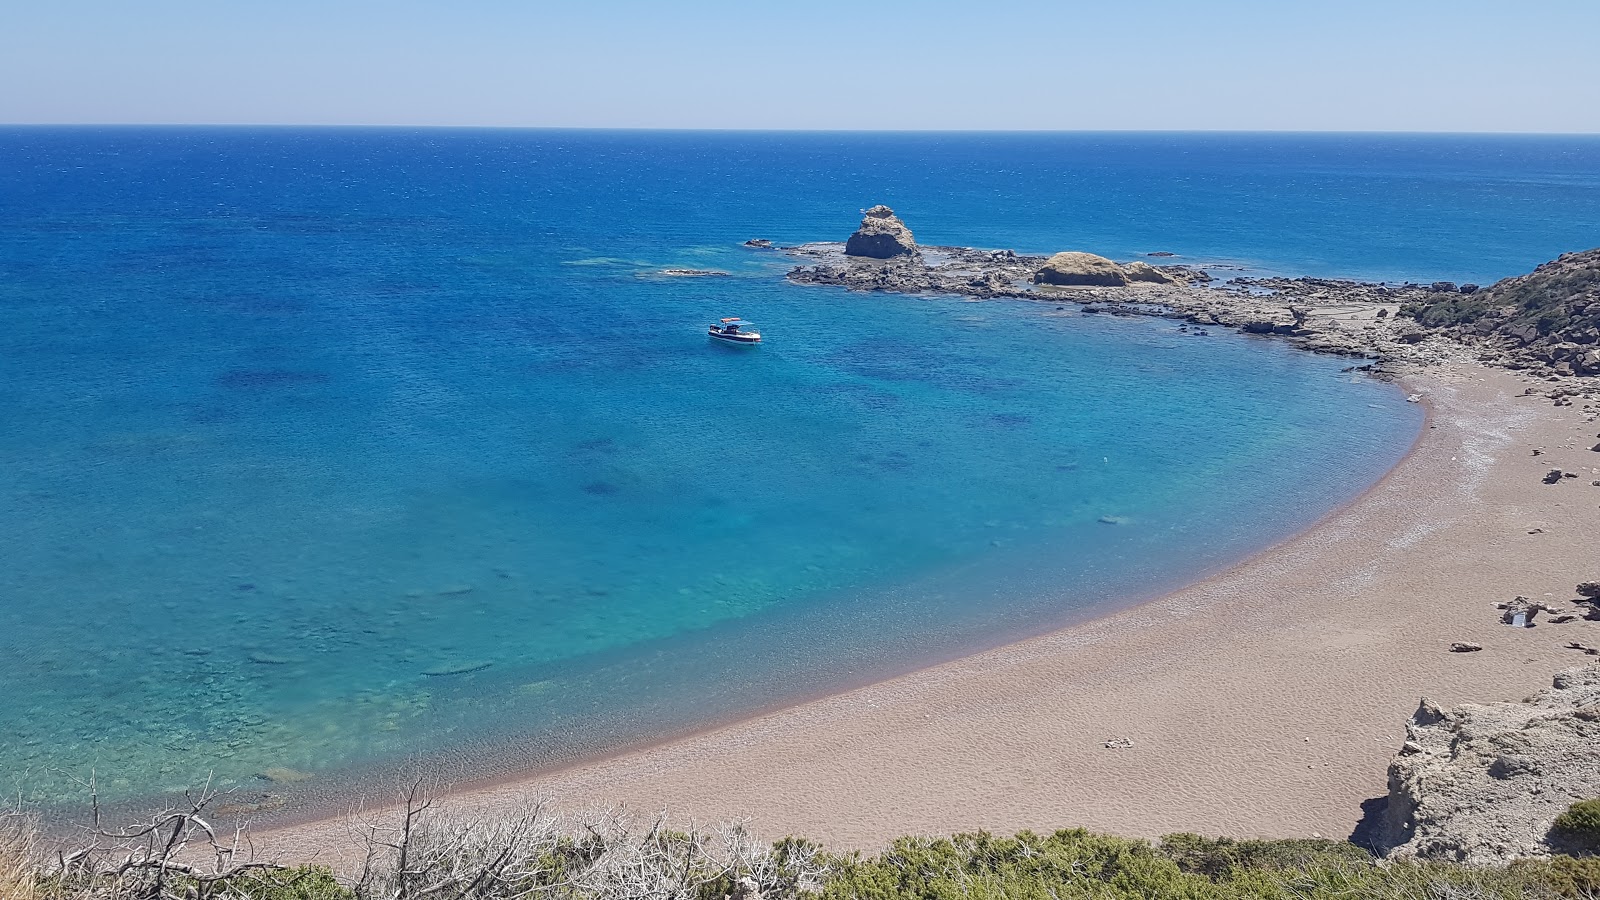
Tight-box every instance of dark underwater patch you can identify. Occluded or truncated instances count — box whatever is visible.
[215,369,331,390]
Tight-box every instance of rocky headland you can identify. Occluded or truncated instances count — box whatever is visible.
[781,208,1600,401]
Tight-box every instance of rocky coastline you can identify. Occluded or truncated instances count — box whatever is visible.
[776,207,1600,403]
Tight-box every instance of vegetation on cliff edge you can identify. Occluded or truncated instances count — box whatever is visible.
[9,806,1600,900]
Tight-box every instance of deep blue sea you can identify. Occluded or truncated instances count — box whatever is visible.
[2,129,1596,816]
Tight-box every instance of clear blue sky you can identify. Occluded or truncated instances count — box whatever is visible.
[4,0,1598,131]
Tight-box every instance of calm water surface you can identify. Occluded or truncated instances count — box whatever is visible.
[6,129,1595,815]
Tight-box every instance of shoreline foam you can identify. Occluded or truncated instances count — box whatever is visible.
[257,361,1600,862]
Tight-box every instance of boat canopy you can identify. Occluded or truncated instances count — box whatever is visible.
[716,318,754,326]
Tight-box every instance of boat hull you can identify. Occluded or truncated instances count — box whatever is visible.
[708,331,760,346]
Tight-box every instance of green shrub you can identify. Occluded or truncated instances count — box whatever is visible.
[1401,294,1496,327]
[1511,855,1600,898]
[1551,799,1600,853]
[818,830,1214,900]
[203,867,351,900]
[1158,833,1372,879]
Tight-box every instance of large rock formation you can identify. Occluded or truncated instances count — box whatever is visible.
[1376,662,1600,862]
[1403,248,1600,375]
[1032,252,1128,287]
[844,205,917,258]
[1123,260,1175,284]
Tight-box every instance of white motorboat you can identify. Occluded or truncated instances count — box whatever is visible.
[708,317,761,346]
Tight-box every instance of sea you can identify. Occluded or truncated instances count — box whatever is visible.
[2,129,1597,818]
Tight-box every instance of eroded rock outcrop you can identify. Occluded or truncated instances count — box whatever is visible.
[1032,252,1128,287]
[1376,662,1600,862]
[844,205,917,259]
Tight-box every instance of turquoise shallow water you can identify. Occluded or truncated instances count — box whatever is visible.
[7,128,1593,816]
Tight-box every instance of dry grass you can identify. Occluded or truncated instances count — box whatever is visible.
[0,817,38,900]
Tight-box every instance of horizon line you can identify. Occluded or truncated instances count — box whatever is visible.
[3,123,1600,137]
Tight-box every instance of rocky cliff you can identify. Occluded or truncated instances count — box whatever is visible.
[1376,661,1600,862]
[1403,248,1600,375]
[844,205,917,258]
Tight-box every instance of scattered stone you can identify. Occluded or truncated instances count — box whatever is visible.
[844,205,917,259]
[1147,251,1177,257]
[1567,643,1600,656]
[1033,252,1127,287]
[1101,738,1135,749]
[1532,448,1544,456]
[1498,597,1549,627]
[742,239,773,249]
[1577,582,1600,600]
[1448,642,1483,653]
[1542,469,1565,484]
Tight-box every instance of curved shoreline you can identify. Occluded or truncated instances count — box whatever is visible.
[21,285,1423,839]
[258,361,1600,862]
[241,388,1420,834]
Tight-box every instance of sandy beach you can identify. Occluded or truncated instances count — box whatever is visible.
[258,360,1600,861]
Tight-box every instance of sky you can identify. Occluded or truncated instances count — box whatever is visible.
[3,0,1598,132]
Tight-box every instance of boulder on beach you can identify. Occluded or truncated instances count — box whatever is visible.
[1032,252,1128,287]
[1123,260,1174,284]
[844,205,917,259]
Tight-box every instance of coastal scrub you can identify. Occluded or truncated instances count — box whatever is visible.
[1552,799,1600,853]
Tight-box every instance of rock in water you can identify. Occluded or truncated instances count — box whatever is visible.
[844,205,917,258]
[1375,662,1600,861]
[1032,252,1129,287]
[1123,260,1175,284]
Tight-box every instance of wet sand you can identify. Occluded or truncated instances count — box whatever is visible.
[262,364,1600,860]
